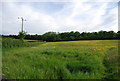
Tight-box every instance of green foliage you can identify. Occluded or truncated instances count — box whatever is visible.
[42,32,58,42]
[2,30,119,42]
[18,31,27,40]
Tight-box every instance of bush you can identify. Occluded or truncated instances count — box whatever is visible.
[18,31,27,41]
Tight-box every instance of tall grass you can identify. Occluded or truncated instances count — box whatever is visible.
[2,38,43,49]
[2,39,119,79]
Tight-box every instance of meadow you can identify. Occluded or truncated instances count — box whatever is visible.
[2,38,119,79]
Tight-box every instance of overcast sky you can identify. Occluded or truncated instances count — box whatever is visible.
[1,0,119,35]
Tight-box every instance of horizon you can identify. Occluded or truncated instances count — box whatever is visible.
[1,30,119,36]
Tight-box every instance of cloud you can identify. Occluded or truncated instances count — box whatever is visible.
[2,0,120,2]
[53,1,118,32]
[2,2,59,34]
[1,1,118,35]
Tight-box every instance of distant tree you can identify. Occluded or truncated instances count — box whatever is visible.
[89,32,99,39]
[56,32,62,41]
[18,31,27,41]
[59,32,69,40]
[116,31,120,39]
[74,31,80,40]
[80,32,88,39]
[4,30,118,41]
[42,32,57,42]
[107,31,116,39]
[98,30,107,39]
[68,31,75,40]
[25,34,31,40]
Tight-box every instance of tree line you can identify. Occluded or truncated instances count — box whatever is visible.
[2,30,120,42]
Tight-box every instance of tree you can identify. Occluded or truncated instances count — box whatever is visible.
[98,30,107,39]
[116,31,120,39]
[42,32,57,42]
[6,30,118,41]
[74,31,80,40]
[18,31,27,41]
[107,31,116,39]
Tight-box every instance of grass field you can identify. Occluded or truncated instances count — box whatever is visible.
[2,38,119,79]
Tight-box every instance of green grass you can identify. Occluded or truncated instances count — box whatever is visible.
[2,38,119,79]
[2,38,44,49]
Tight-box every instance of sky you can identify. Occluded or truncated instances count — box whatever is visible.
[1,0,119,35]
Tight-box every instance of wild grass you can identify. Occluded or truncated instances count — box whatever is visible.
[2,38,44,49]
[2,39,119,79]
